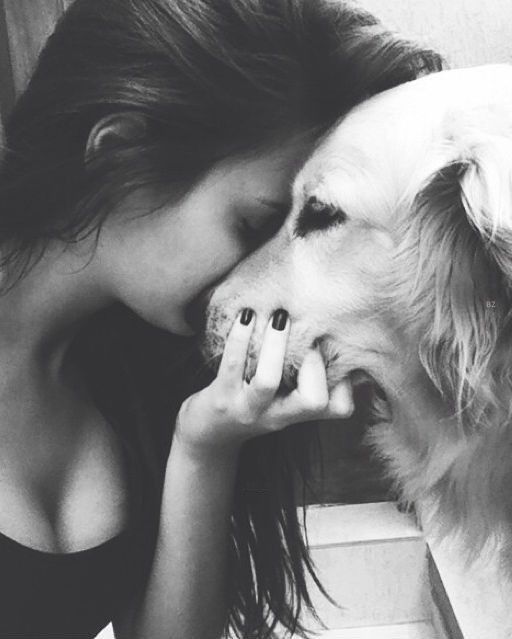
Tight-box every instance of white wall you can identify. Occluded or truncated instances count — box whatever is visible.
[358,0,512,68]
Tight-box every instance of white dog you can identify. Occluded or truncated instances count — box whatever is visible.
[203,65,512,559]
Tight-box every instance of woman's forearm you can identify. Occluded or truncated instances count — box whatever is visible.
[114,306,345,639]
[117,438,240,639]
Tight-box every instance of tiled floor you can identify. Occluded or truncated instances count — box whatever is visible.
[298,503,434,633]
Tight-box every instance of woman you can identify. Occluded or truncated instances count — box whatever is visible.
[0,1,441,637]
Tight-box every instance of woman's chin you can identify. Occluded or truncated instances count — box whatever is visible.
[135,304,197,336]
[167,312,197,336]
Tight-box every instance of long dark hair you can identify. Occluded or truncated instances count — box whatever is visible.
[0,1,442,637]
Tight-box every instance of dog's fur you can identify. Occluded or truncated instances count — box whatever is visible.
[203,65,512,563]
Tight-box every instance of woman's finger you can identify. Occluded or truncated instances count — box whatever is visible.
[264,346,329,427]
[325,378,355,418]
[295,346,329,410]
[246,309,290,410]
[217,308,255,389]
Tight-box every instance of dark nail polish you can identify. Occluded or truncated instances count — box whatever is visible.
[272,309,288,331]
[240,308,254,325]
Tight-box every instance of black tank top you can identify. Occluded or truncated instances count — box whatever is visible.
[0,307,185,638]
[0,520,151,638]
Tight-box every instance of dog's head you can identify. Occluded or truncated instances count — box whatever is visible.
[204,65,512,428]
[202,64,512,547]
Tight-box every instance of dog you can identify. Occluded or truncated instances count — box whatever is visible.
[202,64,512,561]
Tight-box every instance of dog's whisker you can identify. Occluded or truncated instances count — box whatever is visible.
[192,352,222,378]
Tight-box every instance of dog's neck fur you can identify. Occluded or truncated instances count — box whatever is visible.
[369,364,468,505]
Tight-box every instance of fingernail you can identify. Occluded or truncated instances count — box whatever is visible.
[240,308,254,325]
[272,309,288,331]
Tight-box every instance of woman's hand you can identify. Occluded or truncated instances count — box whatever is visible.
[174,308,354,459]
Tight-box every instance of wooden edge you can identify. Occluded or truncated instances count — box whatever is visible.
[427,547,465,639]
[301,501,423,548]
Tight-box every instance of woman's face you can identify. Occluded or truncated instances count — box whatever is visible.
[96,138,311,335]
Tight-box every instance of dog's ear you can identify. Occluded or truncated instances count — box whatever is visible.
[396,133,512,431]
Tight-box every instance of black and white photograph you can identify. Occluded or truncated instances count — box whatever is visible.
[1,1,512,638]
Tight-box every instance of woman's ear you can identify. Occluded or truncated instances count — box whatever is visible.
[396,134,512,432]
[85,112,148,161]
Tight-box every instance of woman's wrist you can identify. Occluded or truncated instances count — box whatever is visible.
[170,428,243,467]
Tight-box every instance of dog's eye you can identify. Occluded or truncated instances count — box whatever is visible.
[295,196,347,238]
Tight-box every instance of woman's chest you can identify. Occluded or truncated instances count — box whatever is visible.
[0,407,131,554]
